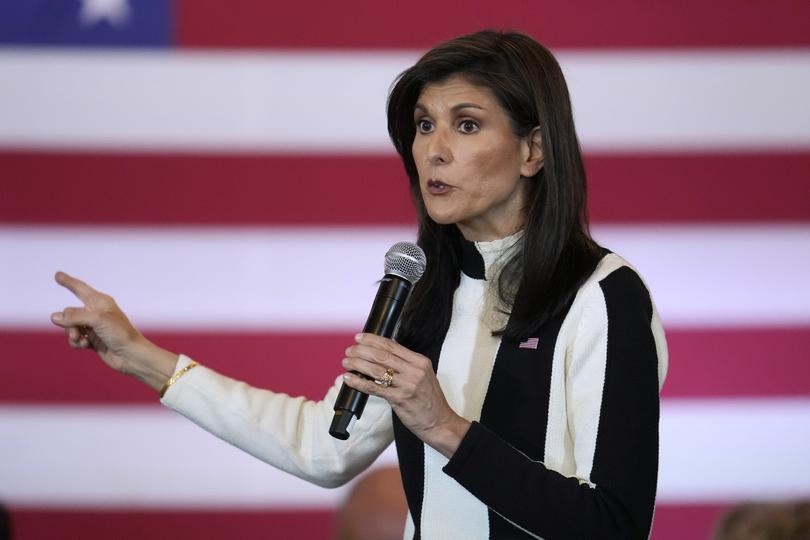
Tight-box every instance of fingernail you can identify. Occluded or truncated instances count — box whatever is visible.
[341,358,349,367]
[355,333,364,342]
[342,373,352,381]
[51,312,63,322]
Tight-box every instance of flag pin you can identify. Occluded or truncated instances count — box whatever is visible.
[518,337,539,350]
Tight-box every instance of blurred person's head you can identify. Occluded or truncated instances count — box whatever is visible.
[335,466,408,540]
[712,500,810,540]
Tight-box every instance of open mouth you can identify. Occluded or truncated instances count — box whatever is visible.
[427,179,453,194]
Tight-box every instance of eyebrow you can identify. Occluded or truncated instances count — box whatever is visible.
[414,102,486,116]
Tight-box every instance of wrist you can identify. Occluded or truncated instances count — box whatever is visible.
[423,414,471,459]
[124,337,179,392]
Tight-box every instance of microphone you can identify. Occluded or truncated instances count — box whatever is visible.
[329,241,427,440]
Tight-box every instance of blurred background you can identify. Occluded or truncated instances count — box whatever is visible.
[1,1,809,538]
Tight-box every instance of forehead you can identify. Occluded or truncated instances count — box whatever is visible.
[416,74,499,109]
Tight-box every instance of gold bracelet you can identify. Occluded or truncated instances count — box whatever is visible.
[159,361,199,398]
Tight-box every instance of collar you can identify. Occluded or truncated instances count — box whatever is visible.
[460,230,524,280]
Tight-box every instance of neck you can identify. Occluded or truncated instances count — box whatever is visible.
[456,221,524,242]
[459,229,524,280]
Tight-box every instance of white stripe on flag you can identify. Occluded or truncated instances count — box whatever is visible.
[0,405,396,508]
[519,337,540,349]
[1,399,807,507]
[1,49,808,151]
[3,225,809,330]
[659,398,810,502]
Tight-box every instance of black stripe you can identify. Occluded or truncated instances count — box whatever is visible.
[460,238,486,279]
[591,266,659,536]
[478,309,567,538]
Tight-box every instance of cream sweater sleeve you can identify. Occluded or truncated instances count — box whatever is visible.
[160,354,394,488]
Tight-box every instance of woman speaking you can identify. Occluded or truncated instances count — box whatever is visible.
[50,30,668,539]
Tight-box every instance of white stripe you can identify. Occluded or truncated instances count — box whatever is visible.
[560,50,810,151]
[1,225,414,330]
[421,274,496,539]
[1,399,806,506]
[0,49,414,153]
[0,405,397,508]
[659,398,810,502]
[592,224,810,328]
[0,49,808,151]
[2,224,808,329]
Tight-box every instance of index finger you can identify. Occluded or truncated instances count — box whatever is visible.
[54,271,98,303]
[354,333,421,363]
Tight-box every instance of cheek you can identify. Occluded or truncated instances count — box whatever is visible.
[412,139,428,174]
[466,146,522,195]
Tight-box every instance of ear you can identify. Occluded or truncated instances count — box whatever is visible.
[520,126,544,178]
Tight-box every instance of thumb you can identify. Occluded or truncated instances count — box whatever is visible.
[51,306,96,329]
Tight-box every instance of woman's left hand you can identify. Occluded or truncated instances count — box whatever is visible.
[342,333,471,458]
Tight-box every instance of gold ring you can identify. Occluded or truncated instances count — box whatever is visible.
[374,368,394,388]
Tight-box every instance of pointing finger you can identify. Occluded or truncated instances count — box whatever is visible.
[54,271,98,304]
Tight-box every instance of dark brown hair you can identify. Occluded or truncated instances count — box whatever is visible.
[387,30,602,353]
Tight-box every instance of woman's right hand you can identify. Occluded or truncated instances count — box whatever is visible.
[50,271,178,393]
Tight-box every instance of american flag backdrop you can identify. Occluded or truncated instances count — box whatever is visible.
[1,1,809,538]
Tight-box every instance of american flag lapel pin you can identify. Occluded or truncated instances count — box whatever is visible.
[518,337,540,350]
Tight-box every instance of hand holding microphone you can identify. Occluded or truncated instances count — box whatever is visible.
[335,243,471,456]
[329,242,427,439]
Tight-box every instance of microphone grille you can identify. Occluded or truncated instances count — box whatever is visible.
[384,242,427,284]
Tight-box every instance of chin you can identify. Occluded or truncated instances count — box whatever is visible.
[423,206,460,227]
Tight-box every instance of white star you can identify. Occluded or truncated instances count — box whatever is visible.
[78,0,132,28]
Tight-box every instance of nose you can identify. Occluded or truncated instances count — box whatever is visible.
[426,127,452,166]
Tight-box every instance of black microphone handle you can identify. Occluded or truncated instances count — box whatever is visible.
[329,274,412,440]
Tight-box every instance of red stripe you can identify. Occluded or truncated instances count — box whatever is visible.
[660,326,810,399]
[0,152,413,226]
[0,330,350,404]
[175,0,810,49]
[6,508,334,540]
[586,152,810,224]
[1,328,808,404]
[4,503,733,539]
[3,151,808,225]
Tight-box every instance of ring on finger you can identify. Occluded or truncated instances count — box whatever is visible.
[374,368,395,388]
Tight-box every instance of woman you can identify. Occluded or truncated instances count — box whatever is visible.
[51,30,667,539]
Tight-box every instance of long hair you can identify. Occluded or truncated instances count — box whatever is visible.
[387,30,603,354]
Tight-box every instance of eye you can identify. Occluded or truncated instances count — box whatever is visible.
[459,119,479,134]
[416,119,434,134]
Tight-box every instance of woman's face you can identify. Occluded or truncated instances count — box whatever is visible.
[412,75,542,241]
